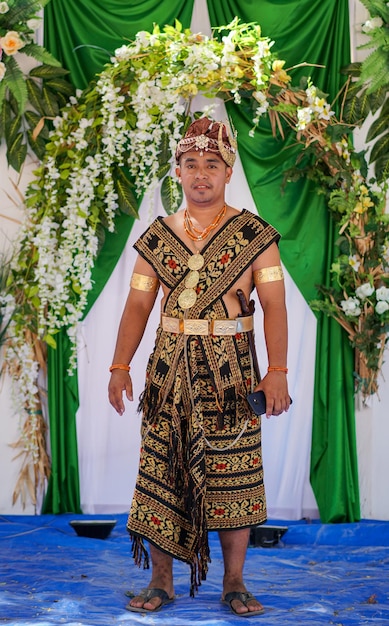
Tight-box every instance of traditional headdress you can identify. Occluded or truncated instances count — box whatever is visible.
[175,117,237,167]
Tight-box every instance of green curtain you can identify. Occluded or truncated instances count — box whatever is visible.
[42,0,360,521]
[207,0,360,522]
[42,0,195,513]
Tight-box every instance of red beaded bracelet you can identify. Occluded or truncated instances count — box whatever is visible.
[109,363,130,373]
[268,366,288,373]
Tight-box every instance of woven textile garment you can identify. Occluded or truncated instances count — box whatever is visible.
[127,210,280,593]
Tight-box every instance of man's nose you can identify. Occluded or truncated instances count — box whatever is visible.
[195,166,208,178]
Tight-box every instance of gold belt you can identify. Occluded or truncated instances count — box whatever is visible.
[161,314,253,336]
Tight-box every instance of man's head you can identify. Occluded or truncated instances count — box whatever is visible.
[175,117,237,168]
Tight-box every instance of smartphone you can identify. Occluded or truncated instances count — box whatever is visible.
[247,390,266,415]
[247,391,292,415]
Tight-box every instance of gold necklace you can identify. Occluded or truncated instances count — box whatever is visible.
[184,205,226,241]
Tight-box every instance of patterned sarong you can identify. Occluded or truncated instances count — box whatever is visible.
[127,210,280,594]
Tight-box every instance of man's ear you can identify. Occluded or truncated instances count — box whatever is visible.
[226,166,233,184]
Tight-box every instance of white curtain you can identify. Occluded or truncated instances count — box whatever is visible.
[75,0,319,520]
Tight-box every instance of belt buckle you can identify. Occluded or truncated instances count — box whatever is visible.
[183,319,209,335]
[212,320,237,335]
[162,316,181,333]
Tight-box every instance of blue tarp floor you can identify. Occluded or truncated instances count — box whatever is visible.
[1,513,389,625]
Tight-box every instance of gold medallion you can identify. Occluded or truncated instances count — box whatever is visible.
[185,270,200,289]
[178,288,197,309]
[188,253,204,271]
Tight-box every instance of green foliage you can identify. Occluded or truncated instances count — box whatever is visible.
[341,1,389,183]
[114,167,139,219]
[161,176,183,214]
[0,256,14,354]
[0,0,75,171]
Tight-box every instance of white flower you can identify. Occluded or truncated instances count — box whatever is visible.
[375,301,389,315]
[376,286,389,302]
[296,107,312,130]
[113,45,132,62]
[362,17,384,32]
[27,18,42,32]
[0,2,9,14]
[0,61,6,81]
[355,282,375,299]
[348,255,360,271]
[340,297,361,316]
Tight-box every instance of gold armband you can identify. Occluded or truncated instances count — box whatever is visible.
[253,265,284,285]
[130,272,159,292]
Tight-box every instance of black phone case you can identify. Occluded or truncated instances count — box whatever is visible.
[247,390,267,415]
[247,391,293,415]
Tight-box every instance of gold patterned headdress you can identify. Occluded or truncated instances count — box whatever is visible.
[175,117,237,167]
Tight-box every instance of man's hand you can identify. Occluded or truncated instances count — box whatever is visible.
[255,371,291,418]
[108,370,133,415]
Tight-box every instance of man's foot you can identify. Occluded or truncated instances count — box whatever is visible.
[222,584,264,617]
[126,587,174,613]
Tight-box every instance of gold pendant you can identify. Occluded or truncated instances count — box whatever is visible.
[188,253,204,271]
[178,288,197,310]
[185,270,200,289]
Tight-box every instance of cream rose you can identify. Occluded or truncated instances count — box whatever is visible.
[0,31,25,55]
[0,62,6,81]
[0,2,9,14]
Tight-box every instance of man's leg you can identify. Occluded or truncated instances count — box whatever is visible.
[219,528,264,615]
[128,544,174,611]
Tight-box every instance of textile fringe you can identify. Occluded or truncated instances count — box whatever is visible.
[189,535,210,597]
[130,534,150,570]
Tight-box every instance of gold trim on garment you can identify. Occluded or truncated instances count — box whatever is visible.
[253,265,284,284]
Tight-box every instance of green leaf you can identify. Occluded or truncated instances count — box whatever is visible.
[7,133,27,172]
[95,224,106,254]
[369,131,389,163]
[374,153,389,184]
[161,176,182,214]
[158,132,171,167]
[2,57,28,113]
[367,88,387,114]
[380,98,389,117]
[44,78,75,98]
[341,62,362,78]
[27,129,47,161]
[359,49,389,94]
[0,97,11,141]
[0,82,7,115]
[42,86,59,117]
[5,112,22,144]
[22,43,62,68]
[24,110,50,140]
[366,112,389,142]
[29,64,70,79]
[115,168,139,217]
[26,78,45,116]
[43,334,57,350]
[344,84,367,124]
[156,162,171,180]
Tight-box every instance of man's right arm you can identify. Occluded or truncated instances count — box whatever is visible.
[108,256,159,415]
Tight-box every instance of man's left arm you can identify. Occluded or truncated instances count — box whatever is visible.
[253,243,291,417]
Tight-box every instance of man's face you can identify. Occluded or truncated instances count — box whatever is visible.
[176,151,232,207]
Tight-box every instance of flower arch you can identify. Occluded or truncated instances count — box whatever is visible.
[1,17,388,506]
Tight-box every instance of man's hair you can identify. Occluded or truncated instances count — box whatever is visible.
[175,117,237,167]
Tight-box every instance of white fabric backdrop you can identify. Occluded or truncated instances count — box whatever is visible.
[75,0,319,520]
[75,126,319,520]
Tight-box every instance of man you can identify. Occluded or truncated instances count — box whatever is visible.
[108,117,291,617]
